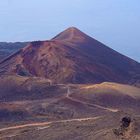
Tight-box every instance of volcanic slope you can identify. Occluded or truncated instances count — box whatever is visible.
[0,27,140,84]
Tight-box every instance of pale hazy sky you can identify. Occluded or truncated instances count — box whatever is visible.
[0,0,140,62]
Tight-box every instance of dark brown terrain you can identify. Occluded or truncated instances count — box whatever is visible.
[0,27,140,140]
[0,75,140,140]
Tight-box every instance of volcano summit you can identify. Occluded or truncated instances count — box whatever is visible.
[0,27,140,85]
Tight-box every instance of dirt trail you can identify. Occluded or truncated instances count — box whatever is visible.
[0,84,118,137]
[0,117,100,133]
[66,85,119,113]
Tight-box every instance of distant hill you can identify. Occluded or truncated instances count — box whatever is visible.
[0,42,28,60]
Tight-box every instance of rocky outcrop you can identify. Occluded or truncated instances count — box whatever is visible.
[113,116,140,139]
